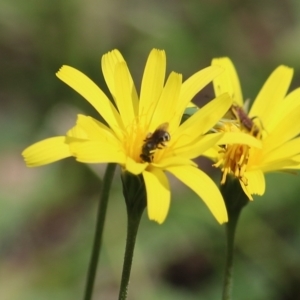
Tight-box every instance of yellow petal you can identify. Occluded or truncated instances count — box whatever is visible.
[22,137,72,167]
[262,137,300,165]
[178,66,224,115]
[143,168,170,224]
[239,181,253,200]
[139,49,166,127]
[292,154,300,163]
[245,170,265,196]
[101,49,125,98]
[263,104,300,154]
[114,62,138,128]
[202,145,219,160]
[187,102,199,108]
[217,132,262,148]
[71,140,125,164]
[149,72,182,132]
[173,93,232,147]
[211,57,243,106]
[265,87,300,132]
[172,133,223,159]
[67,124,89,139]
[75,115,121,147]
[167,165,228,224]
[56,66,124,137]
[260,159,300,173]
[152,156,197,168]
[125,156,148,175]
[250,65,293,127]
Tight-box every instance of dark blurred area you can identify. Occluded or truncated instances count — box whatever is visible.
[1,0,300,299]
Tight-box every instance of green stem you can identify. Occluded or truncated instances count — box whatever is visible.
[222,209,241,300]
[221,179,248,300]
[83,163,117,300]
[118,208,144,300]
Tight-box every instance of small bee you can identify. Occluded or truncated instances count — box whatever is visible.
[230,104,261,138]
[140,123,170,163]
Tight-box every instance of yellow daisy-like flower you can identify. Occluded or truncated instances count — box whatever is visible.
[23,49,235,224]
[207,57,300,200]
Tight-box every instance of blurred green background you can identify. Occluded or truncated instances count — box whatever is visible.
[1,0,300,299]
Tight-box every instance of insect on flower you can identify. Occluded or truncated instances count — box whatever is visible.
[140,122,170,162]
[229,103,262,138]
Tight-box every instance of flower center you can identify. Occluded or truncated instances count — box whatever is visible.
[214,143,250,185]
[122,117,171,164]
[121,117,143,161]
[213,104,263,185]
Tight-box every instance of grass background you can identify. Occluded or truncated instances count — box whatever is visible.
[1,0,300,299]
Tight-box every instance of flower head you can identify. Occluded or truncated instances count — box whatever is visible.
[207,57,300,200]
[23,49,234,224]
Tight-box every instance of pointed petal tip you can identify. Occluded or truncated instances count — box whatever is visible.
[277,65,294,73]
[147,209,168,225]
[151,48,165,54]
[219,217,229,225]
[102,49,123,60]
[56,65,69,76]
[212,57,232,64]
[149,49,166,61]
[149,215,165,225]
[213,209,228,224]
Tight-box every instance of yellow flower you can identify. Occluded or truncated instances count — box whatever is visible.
[207,57,300,200]
[23,49,234,224]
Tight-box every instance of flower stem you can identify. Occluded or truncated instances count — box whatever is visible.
[83,163,117,300]
[118,172,147,300]
[118,208,144,300]
[221,178,248,300]
[222,209,240,300]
